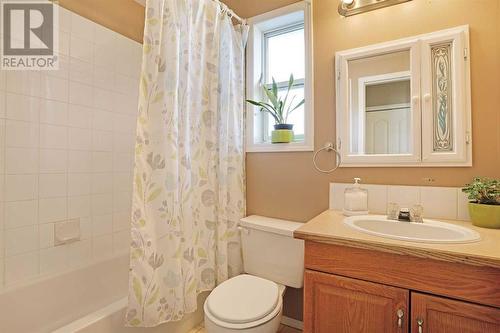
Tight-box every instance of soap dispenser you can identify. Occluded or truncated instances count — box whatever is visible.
[343,178,369,216]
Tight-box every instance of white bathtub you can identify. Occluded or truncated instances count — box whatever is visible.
[0,255,206,333]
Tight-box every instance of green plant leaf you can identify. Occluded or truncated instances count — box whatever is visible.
[133,277,143,302]
[147,188,162,203]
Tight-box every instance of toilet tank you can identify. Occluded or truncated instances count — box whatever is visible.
[239,215,305,288]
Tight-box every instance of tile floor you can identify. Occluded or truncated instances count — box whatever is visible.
[189,323,301,333]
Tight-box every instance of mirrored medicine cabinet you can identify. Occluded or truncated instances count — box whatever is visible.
[335,26,471,167]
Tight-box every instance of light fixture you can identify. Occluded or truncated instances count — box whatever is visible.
[338,0,412,17]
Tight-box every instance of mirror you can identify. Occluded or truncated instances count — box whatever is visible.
[336,26,472,167]
[347,51,411,155]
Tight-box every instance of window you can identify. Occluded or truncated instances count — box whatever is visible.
[246,2,313,152]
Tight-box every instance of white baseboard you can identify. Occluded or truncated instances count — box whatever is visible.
[281,316,304,330]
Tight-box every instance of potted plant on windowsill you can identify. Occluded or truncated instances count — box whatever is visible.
[246,74,305,144]
[462,177,500,229]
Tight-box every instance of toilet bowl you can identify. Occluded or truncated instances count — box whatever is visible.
[203,216,305,333]
[204,275,285,333]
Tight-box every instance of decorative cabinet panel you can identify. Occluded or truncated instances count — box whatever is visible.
[336,26,471,167]
[304,270,409,333]
[411,293,500,333]
[421,29,470,164]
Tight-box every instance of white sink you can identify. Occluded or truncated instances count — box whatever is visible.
[343,215,481,244]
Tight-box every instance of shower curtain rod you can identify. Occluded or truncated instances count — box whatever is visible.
[212,0,246,24]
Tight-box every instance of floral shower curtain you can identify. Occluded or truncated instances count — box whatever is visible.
[126,0,248,327]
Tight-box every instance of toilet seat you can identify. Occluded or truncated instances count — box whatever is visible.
[204,275,284,330]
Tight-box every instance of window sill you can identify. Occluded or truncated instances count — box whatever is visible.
[246,142,314,153]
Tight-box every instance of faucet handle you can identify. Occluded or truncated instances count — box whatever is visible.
[410,204,424,223]
[387,202,400,220]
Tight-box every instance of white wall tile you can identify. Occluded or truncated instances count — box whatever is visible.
[40,246,68,275]
[5,252,39,285]
[5,225,38,256]
[68,151,92,173]
[39,174,67,198]
[113,192,132,213]
[69,58,93,85]
[39,223,54,248]
[363,184,387,214]
[92,152,113,173]
[40,75,69,102]
[420,187,457,220]
[0,8,140,286]
[39,197,67,223]
[387,186,420,208]
[5,201,38,229]
[68,174,91,196]
[5,93,39,122]
[91,194,113,216]
[67,240,91,268]
[329,183,348,210]
[71,13,95,41]
[39,99,68,126]
[40,124,68,149]
[5,71,41,97]
[68,196,91,219]
[70,36,93,63]
[92,214,113,236]
[94,67,114,89]
[40,149,67,173]
[5,175,38,201]
[68,104,92,128]
[92,110,114,131]
[92,234,113,260]
[93,89,114,111]
[5,148,39,174]
[91,173,113,194]
[92,130,113,152]
[68,127,92,150]
[113,211,130,232]
[457,189,471,221]
[69,81,93,107]
[113,230,130,254]
[5,120,39,148]
[59,30,70,56]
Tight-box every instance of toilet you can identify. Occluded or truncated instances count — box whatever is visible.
[204,215,305,333]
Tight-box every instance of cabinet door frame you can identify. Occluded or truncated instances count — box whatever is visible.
[304,269,409,333]
[411,292,500,333]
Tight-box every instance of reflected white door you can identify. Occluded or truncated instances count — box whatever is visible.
[365,108,410,154]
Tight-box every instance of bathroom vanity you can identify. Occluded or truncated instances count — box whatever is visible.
[294,211,500,333]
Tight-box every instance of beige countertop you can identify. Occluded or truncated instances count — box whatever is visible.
[294,210,500,269]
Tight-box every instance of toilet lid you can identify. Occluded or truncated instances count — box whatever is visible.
[206,274,279,324]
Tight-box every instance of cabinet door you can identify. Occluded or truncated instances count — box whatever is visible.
[411,293,500,333]
[304,270,409,333]
[420,26,472,165]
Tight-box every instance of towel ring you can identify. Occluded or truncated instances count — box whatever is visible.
[313,142,341,174]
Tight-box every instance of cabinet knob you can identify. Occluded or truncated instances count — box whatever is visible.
[396,309,404,328]
[417,318,424,333]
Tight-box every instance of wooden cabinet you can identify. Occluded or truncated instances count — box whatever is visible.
[411,293,500,333]
[304,270,408,333]
[302,241,500,333]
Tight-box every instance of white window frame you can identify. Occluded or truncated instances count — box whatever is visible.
[246,1,314,153]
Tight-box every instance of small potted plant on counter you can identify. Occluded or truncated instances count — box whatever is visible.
[462,177,500,229]
[246,74,305,143]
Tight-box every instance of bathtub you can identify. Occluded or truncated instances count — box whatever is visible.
[0,255,206,333]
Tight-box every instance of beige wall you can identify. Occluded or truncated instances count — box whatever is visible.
[242,0,500,223]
